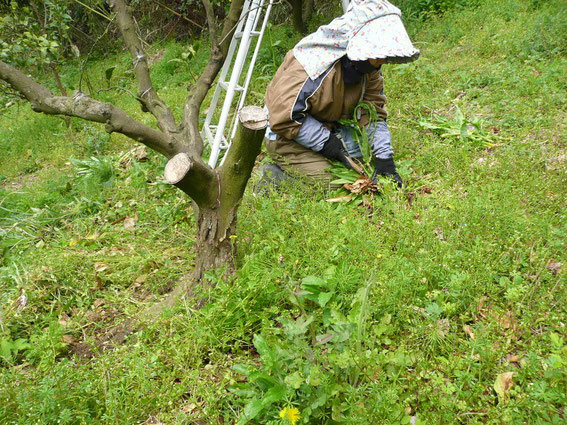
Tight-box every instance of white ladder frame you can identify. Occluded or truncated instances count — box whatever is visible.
[202,0,274,168]
[202,0,351,168]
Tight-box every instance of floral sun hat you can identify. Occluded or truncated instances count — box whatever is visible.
[293,0,420,80]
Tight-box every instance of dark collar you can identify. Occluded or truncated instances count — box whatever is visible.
[341,56,378,84]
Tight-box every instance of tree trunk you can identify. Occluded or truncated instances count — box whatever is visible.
[303,0,314,26]
[193,207,237,280]
[165,106,268,281]
[289,0,307,34]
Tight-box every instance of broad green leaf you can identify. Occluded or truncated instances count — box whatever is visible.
[550,332,563,348]
[301,276,327,289]
[280,315,313,336]
[232,364,255,376]
[460,122,468,140]
[307,366,322,387]
[105,66,116,83]
[317,292,333,307]
[284,371,303,389]
[0,339,13,360]
[253,335,278,371]
[261,385,287,405]
[12,339,30,351]
[330,178,352,185]
[248,371,279,389]
[237,398,263,425]
[455,107,465,125]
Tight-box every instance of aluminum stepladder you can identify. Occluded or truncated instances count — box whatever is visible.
[202,0,275,168]
[202,0,351,168]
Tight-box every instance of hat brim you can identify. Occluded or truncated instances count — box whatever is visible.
[347,14,420,64]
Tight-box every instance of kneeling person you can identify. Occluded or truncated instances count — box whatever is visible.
[264,0,419,187]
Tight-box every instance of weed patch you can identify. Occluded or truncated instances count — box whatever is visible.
[1,0,566,423]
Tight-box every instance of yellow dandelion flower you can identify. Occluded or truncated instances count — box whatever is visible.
[279,407,301,425]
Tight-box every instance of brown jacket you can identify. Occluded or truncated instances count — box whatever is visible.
[265,51,387,141]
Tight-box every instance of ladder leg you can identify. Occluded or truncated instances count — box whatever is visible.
[202,0,252,137]
[229,0,274,143]
[208,0,263,167]
[224,0,270,150]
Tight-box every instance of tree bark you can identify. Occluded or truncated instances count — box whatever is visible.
[289,0,307,34]
[166,106,268,280]
[303,0,314,25]
[193,207,237,279]
[109,0,179,136]
[164,152,218,207]
[182,0,245,156]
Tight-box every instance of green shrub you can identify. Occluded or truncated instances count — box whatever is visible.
[397,0,481,19]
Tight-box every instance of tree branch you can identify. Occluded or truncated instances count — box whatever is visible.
[218,106,267,206]
[218,0,246,56]
[202,0,218,48]
[164,153,219,207]
[108,0,179,137]
[0,60,176,158]
[182,0,245,156]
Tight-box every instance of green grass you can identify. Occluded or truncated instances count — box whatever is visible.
[1,0,566,423]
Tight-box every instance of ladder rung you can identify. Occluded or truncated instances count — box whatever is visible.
[205,125,228,144]
[203,125,215,143]
[234,30,261,39]
[218,81,244,92]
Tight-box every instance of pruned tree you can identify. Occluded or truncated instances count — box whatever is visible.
[0,0,268,284]
[287,0,315,34]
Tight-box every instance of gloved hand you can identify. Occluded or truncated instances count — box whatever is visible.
[372,157,403,188]
[319,133,353,169]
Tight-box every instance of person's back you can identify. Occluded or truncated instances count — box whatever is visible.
[263,0,419,187]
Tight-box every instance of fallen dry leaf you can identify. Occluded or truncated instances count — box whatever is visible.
[143,416,165,425]
[494,372,515,403]
[94,262,110,273]
[133,146,148,161]
[11,292,27,312]
[437,319,450,337]
[406,191,416,206]
[501,311,517,330]
[59,312,71,327]
[476,296,489,318]
[181,403,197,414]
[62,335,77,345]
[463,324,475,339]
[124,215,138,231]
[546,260,562,275]
[134,274,148,286]
[93,298,106,308]
[434,227,445,241]
[85,310,102,322]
